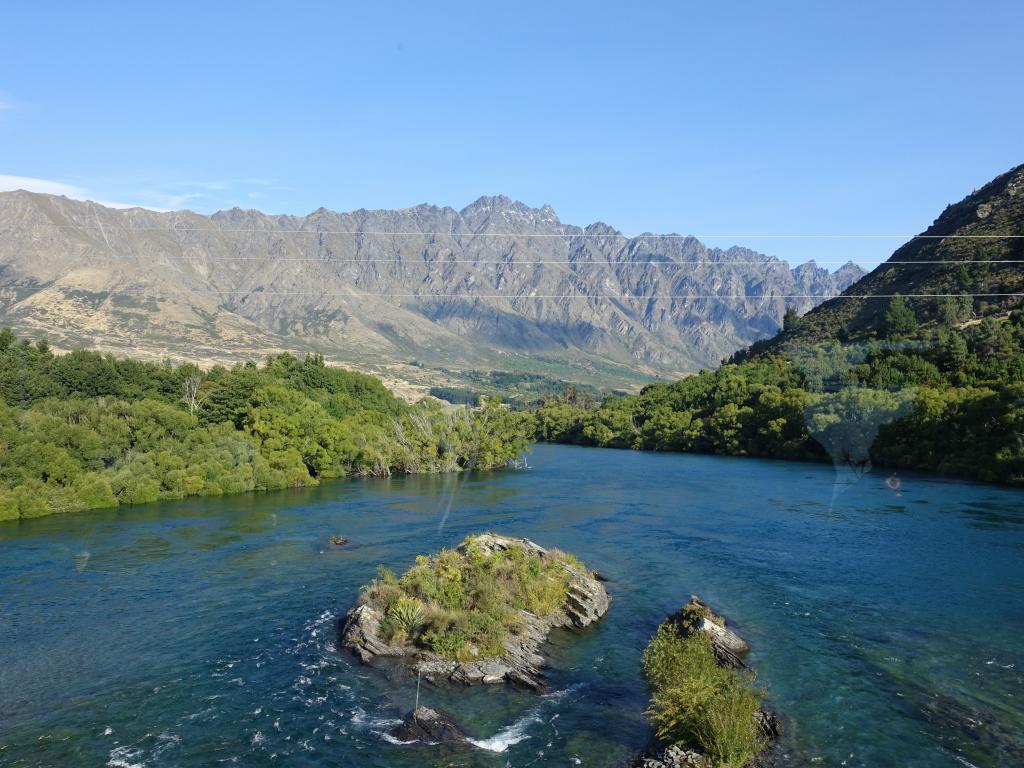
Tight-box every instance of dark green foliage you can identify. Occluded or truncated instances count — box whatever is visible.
[428,386,481,406]
[0,333,531,521]
[534,311,1024,485]
[881,295,919,338]
[782,306,801,332]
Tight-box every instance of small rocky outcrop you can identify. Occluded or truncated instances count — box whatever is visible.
[635,742,786,768]
[390,707,469,752]
[629,596,784,768]
[634,745,712,768]
[339,534,610,691]
[667,596,751,669]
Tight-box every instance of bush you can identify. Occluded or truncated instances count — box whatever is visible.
[642,626,765,768]
[0,490,20,521]
[382,597,426,642]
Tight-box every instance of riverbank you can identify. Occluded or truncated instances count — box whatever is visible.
[531,329,1024,488]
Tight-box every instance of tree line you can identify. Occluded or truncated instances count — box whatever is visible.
[532,304,1024,485]
[0,330,531,521]
[3,297,1022,521]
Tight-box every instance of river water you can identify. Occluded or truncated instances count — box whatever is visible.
[1,444,1022,767]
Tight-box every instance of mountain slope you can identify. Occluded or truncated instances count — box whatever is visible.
[746,162,1024,354]
[536,162,1024,486]
[0,191,862,387]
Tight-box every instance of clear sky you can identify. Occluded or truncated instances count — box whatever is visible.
[1,0,1021,268]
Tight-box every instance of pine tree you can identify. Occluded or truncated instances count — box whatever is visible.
[783,306,801,332]
[882,295,918,338]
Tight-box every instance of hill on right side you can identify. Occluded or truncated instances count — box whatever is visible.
[742,162,1024,356]
[534,163,1024,485]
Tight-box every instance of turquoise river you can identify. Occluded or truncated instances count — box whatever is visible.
[1,445,1022,767]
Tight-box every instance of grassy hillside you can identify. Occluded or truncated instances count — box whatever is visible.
[742,162,1024,356]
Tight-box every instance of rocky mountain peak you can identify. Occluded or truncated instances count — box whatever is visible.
[0,190,866,386]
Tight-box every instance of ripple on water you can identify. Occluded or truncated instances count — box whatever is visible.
[2,445,1023,768]
[107,733,181,768]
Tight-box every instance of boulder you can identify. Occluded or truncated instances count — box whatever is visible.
[390,707,469,752]
[668,596,750,668]
[634,745,711,767]
[337,604,405,663]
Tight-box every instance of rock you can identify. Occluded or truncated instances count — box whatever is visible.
[756,709,784,741]
[338,534,610,691]
[668,596,750,668]
[337,605,405,663]
[460,533,547,558]
[631,745,711,767]
[694,616,749,654]
[390,707,469,751]
[564,575,611,627]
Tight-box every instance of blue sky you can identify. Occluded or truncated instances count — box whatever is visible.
[1,0,1021,268]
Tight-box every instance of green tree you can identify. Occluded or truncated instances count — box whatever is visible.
[881,295,919,338]
[782,306,801,332]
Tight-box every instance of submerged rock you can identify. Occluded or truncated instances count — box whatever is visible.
[338,534,610,691]
[390,706,469,751]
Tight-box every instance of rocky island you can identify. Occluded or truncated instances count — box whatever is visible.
[339,533,609,690]
[633,597,782,768]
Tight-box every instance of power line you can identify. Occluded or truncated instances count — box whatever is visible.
[87,256,1020,265]
[190,291,1023,299]
[25,223,1024,238]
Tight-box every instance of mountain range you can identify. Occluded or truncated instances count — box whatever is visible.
[0,191,863,391]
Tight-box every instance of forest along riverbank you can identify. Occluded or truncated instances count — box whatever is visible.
[0,332,532,521]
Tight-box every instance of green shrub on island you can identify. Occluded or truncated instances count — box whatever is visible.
[359,535,588,661]
[642,625,765,768]
[0,331,532,521]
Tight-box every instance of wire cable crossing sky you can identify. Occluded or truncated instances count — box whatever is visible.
[1,1,1022,269]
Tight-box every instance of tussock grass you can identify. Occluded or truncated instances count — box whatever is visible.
[642,625,766,767]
